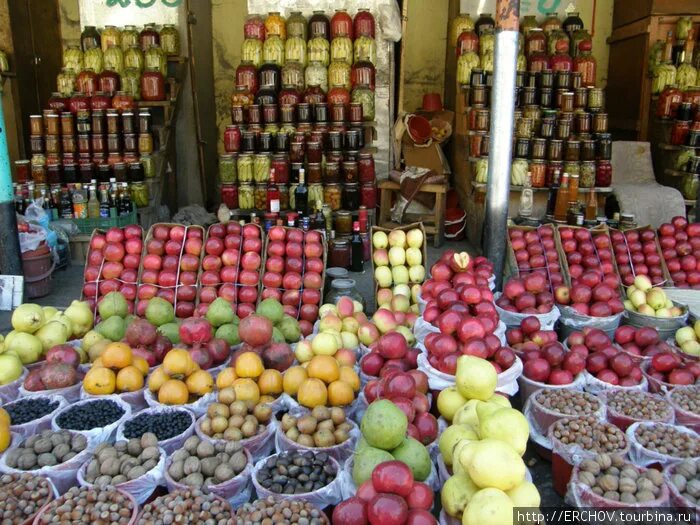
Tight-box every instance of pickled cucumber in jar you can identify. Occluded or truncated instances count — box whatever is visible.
[57,68,77,96]
[121,67,141,100]
[285,36,307,66]
[308,183,323,207]
[456,52,480,85]
[308,37,330,67]
[238,154,253,182]
[121,26,139,51]
[652,63,677,94]
[101,26,122,53]
[481,52,494,72]
[124,45,144,72]
[331,36,353,65]
[517,54,527,72]
[682,173,699,200]
[219,154,237,183]
[328,61,351,90]
[103,45,124,75]
[145,45,167,76]
[475,158,489,183]
[263,34,285,66]
[242,38,263,68]
[354,35,377,65]
[239,183,254,210]
[479,30,495,56]
[130,182,149,207]
[254,154,271,183]
[160,24,180,55]
[84,47,104,74]
[351,86,375,121]
[63,45,84,71]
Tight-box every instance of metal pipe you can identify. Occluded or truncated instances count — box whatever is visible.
[0,80,22,276]
[483,0,520,290]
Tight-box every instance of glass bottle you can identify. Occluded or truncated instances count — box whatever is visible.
[295,167,308,216]
[585,188,597,221]
[87,184,100,218]
[99,187,110,218]
[351,221,364,272]
[109,178,118,217]
[519,172,533,218]
[101,26,122,52]
[475,13,495,36]
[81,26,101,51]
[72,183,87,219]
[568,172,579,204]
[677,30,697,90]
[553,172,570,222]
[59,188,73,219]
[124,45,144,72]
[267,168,280,213]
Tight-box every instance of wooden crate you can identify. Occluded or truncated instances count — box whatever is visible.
[69,235,92,266]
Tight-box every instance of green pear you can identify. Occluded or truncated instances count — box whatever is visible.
[479,407,530,456]
[438,424,479,465]
[441,472,479,518]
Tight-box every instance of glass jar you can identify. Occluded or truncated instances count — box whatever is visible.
[239,183,254,210]
[308,183,323,206]
[564,161,580,177]
[263,34,285,66]
[141,68,165,101]
[528,52,550,73]
[351,61,376,91]
[329,240,351,269]
[278,86,301,107]
[309,11,330,40]
[57,68,77,96]
[98,69,120,96]
[281,60,304,91]
[328,61,351,91]
[580,138,596,161]
[565,139,581,161]
[221,183,238,209]
[335,210,353,235]
[331,36,353,65]
[475,13,495,36]
[89,91,110,110]
[130,181,149,207]
[331,10,353,40]
[254,154,271,183]
[596,133,612,160]
[258,63,281,93]
[271,154,289,183]
[224,125,241,153]
[595,160,612,187]
[83,47,103,73]
[241,38,263,68]
[81,25,100,51]
[361,183,376,208]
[284,11,307,40]
[324,183,342,210]
[144,44,167,76]
[285,36,307,66]
[548,139,563,161]
[265,12,286,39]
[656,84,683,119]
[542,12,562,34]
[573,41,596,87]
[351,85,375,121]
[121,68,141,100]
[121,25,139,51]
[124,45,144,72]
[76,68,99,95]
[308,37,330,67]
[262,103,278,123]
[103,45,124,76]
[277,184,289,210]
[238,154,253,182]
[354,36,377,66]
[139,24,160,51]
[342,161,359,183]
[138,133,153,154]
[457,30,480,55]
[244,14,266,41]
[160,24,180,55]
[343,183,360,210]
[579,161,596,188]
[563,12,584,37]
[305,61,328,92]
[254,183,267,210]
[526,28,546,56]
[231,85,254,108]
[588,88,605,111]
[521,15,538,37]
[450,13,475,46]
[550,41,572,72]
[530,160,546,187]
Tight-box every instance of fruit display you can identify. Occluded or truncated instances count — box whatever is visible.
[623,276,685,318]
[54,398,127,433]
[0,353,23,388]
[643,351,700,391]
[658,216,700,288]
[83,342,148,396]
[197,392,273,442]
[80,435,161,487]
[137,488,234,524]
[317,295,381,347]
[3,429,88,471]
[282,354,360,409]
[166,435,249,489]
[81,225,143,314]
[120,407,194,445]
[260,226,326,326]
[565,328,645,388]
[497,274,555,315]
[229,310,297,373]
[421,251,494,306]
[507,224,564,295]
[278,407,355,452]
[35,486,136,523]
[632,422,700,459]
[613,325,670,362]
[604,390,674,430]
[609,227,670,287]
[371,225,426,312]
[146,348,214,408]
[359,331,421,378]
[674,320,700,358]
[665,459,700,506]
[354,399,433,484]
[137,223,205,318]
[255,298,303,345]
[333,461,436,525]
[198,222,264,318]
[254,450,338,496]
[22,346,84,396]
[3,396,62,427]
[234,496,329,525]
[572,453,666,503]
[0,473,54,525]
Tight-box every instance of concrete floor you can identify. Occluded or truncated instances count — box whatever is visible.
[0,233,563,507]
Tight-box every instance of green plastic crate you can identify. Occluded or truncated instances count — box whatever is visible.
[69,210,138,234]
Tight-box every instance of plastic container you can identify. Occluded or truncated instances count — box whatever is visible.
[444,209,466,240]
[115,406,196,455]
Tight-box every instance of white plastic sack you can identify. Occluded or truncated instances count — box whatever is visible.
[5,394,68,439]
[115,406,196,455]
[79,385,146,412]
[19,380,83,403]
[557,305,623,339]
[625,422,700,468]
[164,448,253,508]
[600,389,675,431]
[494,292,561,329]
[52,395,132,446]
[143,387,216,417]
[378,0,402,42]
[0,369,28,404]
[523,388,604,438]
[252,453,344,508]
[197,416,277,463]
[667,386,700,433]
[77,446,166,504]
[274,407,361,463]
[582,370,649,395]
[0,430,95,494]
[517,372,586,406]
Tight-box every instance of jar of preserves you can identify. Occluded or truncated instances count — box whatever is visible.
[285,36,306,66]
[81,25,100,50]
[159,24,180,55]
[63,45,83,72]
[235,61,258,95]
[548,139,563,161]
[526,28,546,56]
[545,161,563,186]
[550,40,572,72]
[278,85,301,107]
[123,133,136,152]
[241,38,263,68]
[302,85,324,106]
[263,34,285,66]
[342,160,359,183]
[329,238,351,269]
[343,183,360,210]
[84,46,103,73]
[520,15,538,37]
[573,41,596,87]
[62,135,76,154]
[587,87,605,111]
[254,153,271,183]
[56,68,77,96]
[29,115,43,136]
[239,183,254,209]
[224,125,241,153]
[357,153,376,183]
[119,68,140,100]
[141,68,165,101]
[121,25,138,51]
[596,133,612,160]
[565,139,581,161]
[542,12,561,34]
[103,44,124,75]
[258,63,281,93]
[564,161,580,177]
[324,183,342,210]
[351,85,375,121]
[280,60,304,92]
[282,11,306,40]
[580,161,596,188]
[331,36,353,65]
[89,91,109,110]
[265,12,286,39]
[354,35,377,66]
[138,133,153,154]
[31,161,46,184]
[306,61,328,92]
[139,24,160,51]
[475,13,495,36]
[656,84,683,118]
[231,86,254,108]
[277,184,289,210]
[580,138,596,161]
[262,103,278,124]
[238,154,253,182]
[244,14,266,40]
[361,182,376,208]
[221,183,238,209]
[309,10,330,40]
[528,52,550,73]
[307,37,330,68]
[124,45,144,72]
[271,154,289,183]
[254,183,267,210]
[77,68,99,95]
[98,69,120,96]
[596,160,612,187]
[531,138,547,159]
[457,30,480,56]
[556,117,572,139]
[331,10,353,40]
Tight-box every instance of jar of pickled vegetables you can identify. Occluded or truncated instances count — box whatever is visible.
[241,39,263,68]
[528,52,550,73]
[309,11,330,40]
[285,36,307,66]
[542,12,562,34]
[100,26,121,52]
[361,183,376,208]
[352,61,376,90]
[263,34,285,66]
[343,183,360,210]
[219,154,237,183]
[103,45,124,75]
[354,36,377,65]
[308,37,330,67]
[220,183,238,209]
[309,183,323,206]
[81,26,100,50]
[237,154,253,182]
[279,85,302,106]
[265,12,286,39]
[231,85,254,107]
[564,161,580,177]
[281,11,305,40]
[457,30,479,56]
[145,44,167,76]
[351,85,375,121]
[253,153,271,183]
[324,183,342,210]
[475,13,495,36]
[520,15,538,37]
[457,52,480,85]
[328,85,351,107]
[236,61,258,95]
[98,69,120,96]
[63,45,83,71]
[244,14,266,41]
[120,68,141,100]
[306,61,328,93]
[550,40,572,72]
[580,161,596,188]
[254,183,267,209]
[124,45,144,72]
[121,25,138,50]
[281,60,304,91]
[450,13,475,46]
[160,24,180,55]
[526,28,546,56]
[77,68,99,95]
[130,181,149,207]
[239,183,254,209]
[331,36,353,66]
[139,24,160,50]
[258,63,281,93]
[84,47,104,73]
[57,68,77,96]
[331,10,353,39]
[573,41,596,87]
[571,28,592,59]
[329,61,351,90]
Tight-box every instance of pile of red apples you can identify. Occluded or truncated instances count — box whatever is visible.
[658,216,700,288]
[610,228,667,287]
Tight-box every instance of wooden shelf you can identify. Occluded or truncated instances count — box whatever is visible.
[471,181,614,194]
[664,168,694,178]
[167,56,188,63]
[656,143,683,151]
[0,71,16,78]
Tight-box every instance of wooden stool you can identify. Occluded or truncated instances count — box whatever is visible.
[378,180,447,247]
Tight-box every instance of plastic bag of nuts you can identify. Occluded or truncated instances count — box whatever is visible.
[137,488,234,524]
[115,406,196,455]
[33,485,138,524]
[234,496,330,524]
[601,389,674,431]
[196,414,277,462]
[3,394,68,439]
[517,370,587,405]
[667,385,700,433]
[0,472,57,525]
[626,421,700,467]
[568,454,670,509]
[524,388,602,437]
[663,458,700,520]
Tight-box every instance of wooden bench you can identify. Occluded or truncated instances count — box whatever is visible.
[377,180,447,247]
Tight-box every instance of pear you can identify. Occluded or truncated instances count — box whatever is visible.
[507,481,541,507]
[479,407,530,456]
[455,355,497,401]
[438,424,479,465]
[441,472,479,518]
[64,300,94,337]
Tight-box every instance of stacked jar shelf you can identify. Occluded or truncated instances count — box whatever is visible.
[219,9,378,232]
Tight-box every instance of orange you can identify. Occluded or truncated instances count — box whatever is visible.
[0,408,10,427]
[132,357,149,376]
[232,378,260,403]
[101,342,133,369]
[216,368,238,389]
[186,370,214,396]
[297,378,328,408]
[83,367,116,395]
[327,380,354,406]
[163,348,192,377]
[258,369,283,396]
[339,366,361,392]
[282,366,308,396]
[158,379,189,405]
[116,366,145,392]
[147,367,170,392]
[306,355,340,384]
[234,352,264,379]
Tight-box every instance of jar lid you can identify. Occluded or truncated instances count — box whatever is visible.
[331,278,356,289]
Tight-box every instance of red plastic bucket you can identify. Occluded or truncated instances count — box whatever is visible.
[22,251,55,299]
[445,209,466,240]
